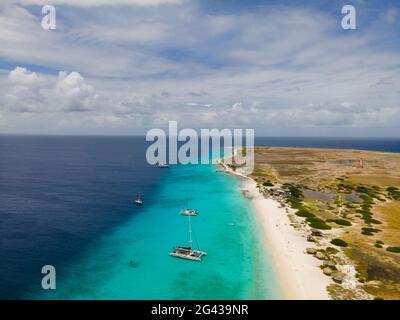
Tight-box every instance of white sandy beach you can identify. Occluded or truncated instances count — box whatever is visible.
[245,179,331,300]
[218,158,331,299]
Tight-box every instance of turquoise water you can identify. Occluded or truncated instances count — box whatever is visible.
[4,136,400,299]
[31,162,282,299]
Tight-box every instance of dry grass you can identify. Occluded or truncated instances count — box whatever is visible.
[342,201,400,299]
[348,175,400,187]
[251,147,400,189]
[374,202,400,249]
[344,238,400,300]
[251,147,400,299]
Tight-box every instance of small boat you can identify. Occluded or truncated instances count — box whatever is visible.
[158,163,169,168]
[170,246,207,261]
[180,200,199,216]
[170,216,207,262]
[180,208,198,216]
[134,193,143,205]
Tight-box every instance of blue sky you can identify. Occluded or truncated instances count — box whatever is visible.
[0,0,399,136]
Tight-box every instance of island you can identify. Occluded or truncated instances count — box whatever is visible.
[220,147,400,300]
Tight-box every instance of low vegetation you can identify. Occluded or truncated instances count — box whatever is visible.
[361,227,381,236]
[262,180,274,187]
[356,188,383,225]
[252,147,400,299]
[327,219,352,226]
[330,238,348,247]
[374,240,384,248]
[386,247,400,253]
[386,187,400,200]
[286,184,332,230]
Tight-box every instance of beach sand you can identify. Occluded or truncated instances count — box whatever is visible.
[218,159,331,299]
[246,179,331,300]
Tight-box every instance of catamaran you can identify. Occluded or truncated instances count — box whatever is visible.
[134,193,143,205]
[180,208,198,216]
[180,200,199,216]
[170,216,207,261]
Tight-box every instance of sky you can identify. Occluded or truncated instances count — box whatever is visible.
[0,0,399,137]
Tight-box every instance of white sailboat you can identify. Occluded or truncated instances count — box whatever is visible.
[134,193,143,205]
[157,162,169,168]
[170,216,207,261]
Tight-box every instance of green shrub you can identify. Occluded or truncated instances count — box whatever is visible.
[326,247,339,254]
[386,247,400,253]
[337,183,353,192]
[357,186,381,199]
[306,217,324,223]
[362,230,373,236]
[356,192,383,225]
[263,181,274,187]
[327,219,352,226]
[295,210,314,218]
[330,238,348,247]
[387,187,400,200]
[309,222,332,230]
[362,227,381,234]
[375,240,384,245]
[365,218,382,224]
[289,197,303,210]
[287,184,303,198]
[374,243,383,248]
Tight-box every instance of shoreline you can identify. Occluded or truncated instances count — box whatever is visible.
[218,159,331,300]
[246,179,331,300]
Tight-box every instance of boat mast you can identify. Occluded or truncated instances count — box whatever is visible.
[188,215,192,247]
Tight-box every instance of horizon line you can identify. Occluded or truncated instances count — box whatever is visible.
[1,133,400,140]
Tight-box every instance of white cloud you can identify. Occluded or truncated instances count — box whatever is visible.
[3,67,98,114]
[7,0,184,7]
[8,67,40,84]
[0,2,399,135]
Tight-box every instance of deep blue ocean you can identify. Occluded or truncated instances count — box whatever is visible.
[0,136,399,299]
